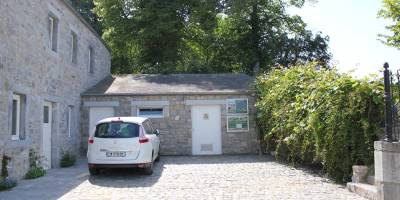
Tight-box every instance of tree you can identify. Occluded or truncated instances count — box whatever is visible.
[378,0,400,49]
[67,0,103,34]
[93,0,330,74]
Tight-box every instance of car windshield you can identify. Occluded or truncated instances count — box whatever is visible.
[95,122,139,138]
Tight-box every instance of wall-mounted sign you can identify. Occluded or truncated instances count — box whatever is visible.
[227,99,248,114]
[227,116,249,132]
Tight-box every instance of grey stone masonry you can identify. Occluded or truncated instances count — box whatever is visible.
[374,141,400,200]
[81,94,259,155]
[0,0,111,179]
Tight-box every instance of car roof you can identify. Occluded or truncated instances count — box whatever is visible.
[97,117,148,125]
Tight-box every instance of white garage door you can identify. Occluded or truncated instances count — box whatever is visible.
[89,107,114,135]
[191,105,222,155]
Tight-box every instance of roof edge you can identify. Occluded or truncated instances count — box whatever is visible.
[81,91,252,97]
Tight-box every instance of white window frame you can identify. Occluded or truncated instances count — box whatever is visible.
[48,15,57,52]
[71,31,77,64]
[67,106,72,138]
[11,94,21,140]
[137,107,164,118]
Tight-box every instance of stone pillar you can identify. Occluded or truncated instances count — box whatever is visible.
[374,141,400,200]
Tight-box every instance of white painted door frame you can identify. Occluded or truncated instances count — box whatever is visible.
[42,101,52,169]
[191,105,222,155]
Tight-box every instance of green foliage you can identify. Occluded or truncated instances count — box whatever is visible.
[378,0,400,49]
[67,0,103,34]
[25,167,46,180]
[0,178,17,191]
[60,151,77,168]
[25,149,45,179]
[93,0,330,74]
[255,63,384,182]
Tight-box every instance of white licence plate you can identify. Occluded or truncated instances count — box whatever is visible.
[106,151,126,157]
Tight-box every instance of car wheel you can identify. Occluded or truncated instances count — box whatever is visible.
[89,168,99,176]
[144,162,153,175]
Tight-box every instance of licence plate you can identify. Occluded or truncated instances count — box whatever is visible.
[106,151,126,157]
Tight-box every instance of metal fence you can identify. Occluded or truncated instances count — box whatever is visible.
[383,63,400,142]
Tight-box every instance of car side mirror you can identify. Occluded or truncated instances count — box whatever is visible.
[155,129,160,136]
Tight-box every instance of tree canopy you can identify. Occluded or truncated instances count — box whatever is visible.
[378,0,400,49]
[73,0,331,75]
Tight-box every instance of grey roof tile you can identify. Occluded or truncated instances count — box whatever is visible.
[83,74,254,96]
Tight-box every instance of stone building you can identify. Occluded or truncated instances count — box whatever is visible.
[81,74,259,155]
[0,0,111,178]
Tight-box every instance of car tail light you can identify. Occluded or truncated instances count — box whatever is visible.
[88,137,94,144]
[139,137,149,143]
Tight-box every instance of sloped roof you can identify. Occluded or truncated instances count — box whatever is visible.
[82,74,254,96]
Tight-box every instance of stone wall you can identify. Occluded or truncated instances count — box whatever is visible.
[81,94,259,155]
[0,0,111,178]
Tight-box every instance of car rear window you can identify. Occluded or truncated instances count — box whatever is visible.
[95,122,139,138]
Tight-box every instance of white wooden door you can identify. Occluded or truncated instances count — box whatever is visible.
[89,107,114,135]
[191,105,222,155]
[42,101,52,169]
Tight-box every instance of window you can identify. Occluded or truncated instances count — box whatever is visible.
[48,15,58,52]
[138,108,164,118]
[67,106,73,137]
[226,99,249,132]
[71,31,78,64]
[11,94,21,140]
[95,122,140,138]
[88,46,94,73]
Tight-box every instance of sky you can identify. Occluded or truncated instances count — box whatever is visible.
[289,0,400,78]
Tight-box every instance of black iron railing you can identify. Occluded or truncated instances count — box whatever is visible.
[383,63,400,142]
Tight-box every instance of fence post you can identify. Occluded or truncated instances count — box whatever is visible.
[383,62,393,142]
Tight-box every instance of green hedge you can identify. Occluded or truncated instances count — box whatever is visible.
[255,64,384,182]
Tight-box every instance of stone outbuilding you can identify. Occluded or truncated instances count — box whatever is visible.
[81,74,259,155]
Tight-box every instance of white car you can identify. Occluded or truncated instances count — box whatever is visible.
[87,117,160,175]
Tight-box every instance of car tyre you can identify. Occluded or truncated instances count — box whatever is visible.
[144,162,153,175]
[89,168,99,176]
[155,154,160,162]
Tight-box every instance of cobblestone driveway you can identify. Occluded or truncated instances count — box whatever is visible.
[0,155,364,200]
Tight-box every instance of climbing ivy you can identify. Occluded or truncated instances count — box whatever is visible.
[255,63,384,182]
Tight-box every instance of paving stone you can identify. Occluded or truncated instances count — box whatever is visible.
[0,156,365,200]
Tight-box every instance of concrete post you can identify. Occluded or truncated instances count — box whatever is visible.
[374,141,400,200]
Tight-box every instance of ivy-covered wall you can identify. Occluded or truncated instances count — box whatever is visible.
[255,64,384,182]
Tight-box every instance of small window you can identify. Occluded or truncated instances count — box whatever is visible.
[71,31,78,64]
[48,15,58,52]
[88,47,94,73]
[67,106,73,137]
[43,106,49,124]
[95,122,140,138]
[138,108,164,118]
[11,94,21,140]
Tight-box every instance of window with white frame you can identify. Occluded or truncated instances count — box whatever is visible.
[48,15,58,52]
[11,94,21,140]
[226,99,249,132]
[67,106,73,137]
[71,31,78,64]
[88,46,94,73]
[138,108,164,118]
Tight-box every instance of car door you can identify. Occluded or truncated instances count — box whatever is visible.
[143,120,158,159]
[147,120,160,156]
